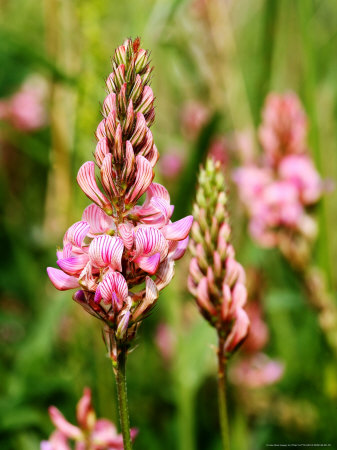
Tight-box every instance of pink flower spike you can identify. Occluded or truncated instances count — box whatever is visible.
[94,137,110,168]
[47,267,80,291]
[63,221,90,248]
[89,235,124,271]
[126,155,154,203]
[161,215,193,241]
[136,253,161,275]
[77,161,112,213]
[99,272,128,310]
[57,254,89,276]
[82,204,115,236]
[48,406,83,440]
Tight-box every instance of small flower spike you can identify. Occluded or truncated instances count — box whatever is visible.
[189,158,249,357]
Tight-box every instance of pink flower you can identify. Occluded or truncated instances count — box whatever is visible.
[41,387,137,449]
[159,151,183,179]
[243,302,269,353]
[47,38,193,353]
[181,101,210,139]
[230,354,284,388]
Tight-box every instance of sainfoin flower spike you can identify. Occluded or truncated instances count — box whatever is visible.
[46,38,193,450]
[40,387,137,450]
[188,158,249,450]
[47,37,193,354]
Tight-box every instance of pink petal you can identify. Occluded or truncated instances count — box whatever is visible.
[224,308,250,353]
[99,272,128,310]
[171,236,189,260]
[161,215,193,241]
[76,387,93,430]
[155,259,175,291]
[95,137,110,167]
[133,227,168,260]
[126,155,154,204]
[95,119,106,140]
[130,112,147,146]
[118,223,134,250]
[47,267,80,291]
[82,204,115,236]
[48,406,83,440]
[41,430,71,450]
[77,161,112,213]
[196,277,217,316]
[101,153,119,197]
[146,183,170,204]
[135,253,161,275]
[63,221,90,248]
[146,144,159,168]
[133,276,159,319]
[89,235,124,271]
[102,92,116,116]
[57,254,89,276]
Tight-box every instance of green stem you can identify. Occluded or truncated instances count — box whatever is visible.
[114,347,133,450]
[217,336,230,450]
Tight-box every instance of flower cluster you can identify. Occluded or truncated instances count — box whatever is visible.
[0,76,47,131]
[47,38,193,350]
[41,387,137,449]
[188,158,249,355]
[234,93,323,264]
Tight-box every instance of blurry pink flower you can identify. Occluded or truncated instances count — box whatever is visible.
[41,388,137,449]
[230,354,284,388]
[243,302,269,354]
[155,322,176,363]
[181,101,210,139]
[259,92,307,167]
[159,151,183,179]
[208,136,229,167]
[0,76,47,131]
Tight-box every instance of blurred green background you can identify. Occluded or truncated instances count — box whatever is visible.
[1,0,337,448]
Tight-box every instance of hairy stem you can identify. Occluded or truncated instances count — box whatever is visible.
[114,346,133,450]
[218,335,230,450]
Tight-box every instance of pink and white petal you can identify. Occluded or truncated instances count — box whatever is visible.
[77,161,112,212]
[146,182,170,204]
[126,155,154,204]
[82,204,115,236]
[63,221,90,248]
[134,227,168,260]
[76,387,94,430]
[196,277,217,316]
[99,272,128,309]
[133,277,159,320]
[41,431,71,450]
[161,215,193,241]
[155,259,175,291]
[89,235,124,271]
[224,308,250,353]
[135,253,161,275]
[171,236,189,260]
[95,119,106,140]
[47,268,80,291]
[94,137,110,167]
[118,223,134,250]
[91,419,124,448]
[101,153,119,197]
[48,406,83,440]
[57,254,89,276]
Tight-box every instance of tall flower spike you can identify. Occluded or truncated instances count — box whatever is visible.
[46,38,193,449]
[189,158,249,450]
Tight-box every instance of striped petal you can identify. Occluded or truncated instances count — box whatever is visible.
[126,155,154,204]
[57,254,89,276]
[171,236,189,260]
[161,215,193,241]
[118,223,134,250]
[133,227,168,260]
[146,145,159,168]
[101,153,119,197]
[135,253,161,275]
[47,267,80,291]
[95,137,110,167]
[155,259,175,291]
[102,92,116,116]
[133,277,159,320]
[99,271,128,310]
[89,235,124,271]
[95,119,106,140]
[63,221,90,248]
[77,161,112,213]
[82,204,115,236]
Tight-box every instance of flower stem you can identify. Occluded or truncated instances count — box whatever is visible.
[114,346,133,450]
[217,335,230,450]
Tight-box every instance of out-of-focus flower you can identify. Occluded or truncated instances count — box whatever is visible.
[47,38,193,359]
[155,322,176,363]
[242,301,269,354]
[41,387,137,449]
[234,93,323,264]
[189,158,249,355]
[230,354,284,388]
[181,101,210,140]
[0,75,48,131]
[159,151,184,179]
[258,92,307,167]
[207,136,229,167]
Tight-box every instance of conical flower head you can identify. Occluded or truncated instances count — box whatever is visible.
[189,158,249,356]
